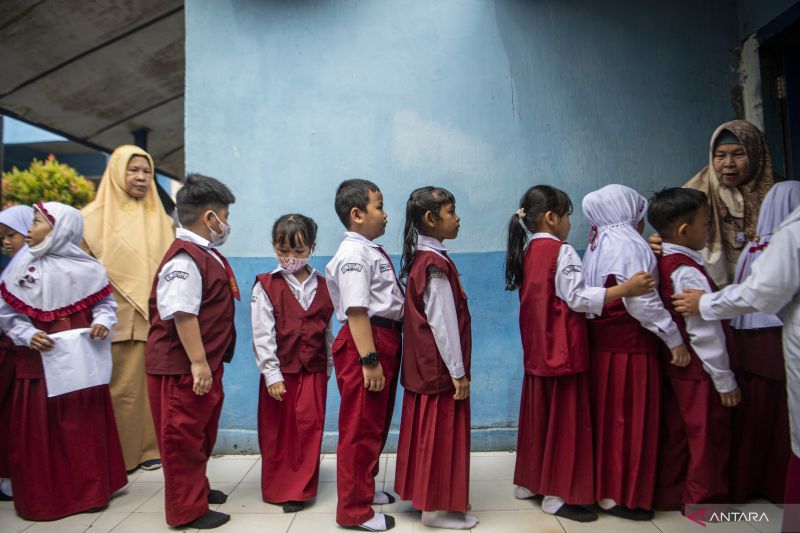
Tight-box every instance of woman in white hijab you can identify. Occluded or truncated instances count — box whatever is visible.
[581,185,688,520]
[728,181,800,504]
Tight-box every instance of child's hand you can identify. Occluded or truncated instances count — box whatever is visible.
[191,361,213,396]
[648,233,663,256]
[268,381,286,401]
[672,289,704,316]
[30,331,55,351]
[623,271,655,297]
[720,388,741,408]
[90,324,109,339]
[670,344,691,367]
[452,376,470,400]
[362,363,385,392]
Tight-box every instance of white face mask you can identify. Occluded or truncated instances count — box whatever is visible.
[28,232,54,258]
[207,211,231,247]
[278,255,309,274]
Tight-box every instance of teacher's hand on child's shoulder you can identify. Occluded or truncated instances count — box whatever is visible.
[30,331,55,351]
[648,233,663,256]
[671,288,705,316]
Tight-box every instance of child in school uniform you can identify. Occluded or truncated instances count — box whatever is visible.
[325,179,404,532]
[581,184,690,520]
[504,185,655,523]
[648,187,741,510]
[251,214,334,512]
[727,181,799,503]
[146,174,238,530]
[393,187,476,530]
[0,204,33,501]
[0,202,126,520]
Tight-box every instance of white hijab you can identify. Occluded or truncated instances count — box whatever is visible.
[582,184,655,287]
[0,205,34,282]
[0,202,111,322]
[733,181,800,330]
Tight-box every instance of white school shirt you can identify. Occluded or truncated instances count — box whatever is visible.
[325,231,404,323]
[251,265,334,386]
[155,228,224,320]
[662,243,737,393]
[697,214,800,455]
[531,233,606,316]
[417,236,466,379]
[0,294,118,348]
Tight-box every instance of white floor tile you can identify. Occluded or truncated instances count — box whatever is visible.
[386,456,397,482]
[241,458,263,483]
[218,483,282,514]
[558,513,659,533]
[468,480,533,511]
[303,482,338,514]
[469,453,517,481]
[212,512,295,533]
[0,509,33,532]
[133,466,164,483]
[477,509,564,532]
[108,511,198,533]
[652,510,761,533]
[207,456,259,483]
[105,482,163,513]
[81,510,130,532]
[286,512,422,533]
[318,456,336,482]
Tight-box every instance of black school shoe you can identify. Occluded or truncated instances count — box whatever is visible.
[282,501,305,513]
[208,489,228,504]
[185,510,231,529]
[600,505,654,521]
[0,490,12,502]
[343,514,396,531]
[554,504,598,522]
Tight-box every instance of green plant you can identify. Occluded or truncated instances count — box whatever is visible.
[2,154,96,209]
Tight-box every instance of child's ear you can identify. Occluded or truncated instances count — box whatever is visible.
[676,222,689,238]
[543,211,557,227]
[350,207,362,224]
[422,210,436,229]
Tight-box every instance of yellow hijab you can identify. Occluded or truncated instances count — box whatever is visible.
[82,145,175,318]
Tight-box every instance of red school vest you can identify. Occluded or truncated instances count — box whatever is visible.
[256,272,334,374]
[402,250,471,394]
[519,238,590,376]
[14,308,93,379]
[658,252,736,381]
[146,240,237,375]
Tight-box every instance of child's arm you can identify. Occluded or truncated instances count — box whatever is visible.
[346,308,385,392]
[555,244,654,315]
[174,312,212,396]
[250,282,285,401]
[0,301,53,351]
[424,266,469,400]
[325,317,334,379]
[673,265,740,406]
[89,293,118,339]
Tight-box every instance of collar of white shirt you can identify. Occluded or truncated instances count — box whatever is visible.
[417,235,448,252]
[662,242,705,264]
[343,231,381,249]
[271,264,318,288]
[176,227,213,249]
[531,232,560,242]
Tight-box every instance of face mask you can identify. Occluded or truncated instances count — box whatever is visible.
[28,232,54,258]
[278,255,309,274]
[207,211,231,247]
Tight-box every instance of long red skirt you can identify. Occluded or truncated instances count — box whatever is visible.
[334,323,401,527]
[591,350,661,509]
[514,372,594,504]
[258,370,327,503]
[394,389,470,512]
[147,366,224,527]
[0,348,13,477]
[729,328,789,503]
[10,378,127,520]
[655,377,730,510]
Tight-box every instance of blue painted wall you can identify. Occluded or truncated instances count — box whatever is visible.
[185,0,746,451]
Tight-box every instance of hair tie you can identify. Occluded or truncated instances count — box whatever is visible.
[516,208,526,220]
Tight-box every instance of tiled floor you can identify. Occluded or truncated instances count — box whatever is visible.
[0,452,782,532]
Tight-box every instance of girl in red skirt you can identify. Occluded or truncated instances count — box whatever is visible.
[0,201,126,520]
[504,185,654,522]
[581,185,690,520]
[0,205,33,501]
[251,214,334,513]
[394,186,476,530]
[728,181,800,503]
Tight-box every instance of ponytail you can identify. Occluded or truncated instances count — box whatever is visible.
[399,186,456,282]
[504,212,528,290]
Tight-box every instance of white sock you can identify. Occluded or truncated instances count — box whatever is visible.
[361,512,390,531]
[598,498,617,511]
[373,491,391,504]
[541,495,565,515]
[421,511,479,530]
[514,486,536,500]
[0,478,12,497]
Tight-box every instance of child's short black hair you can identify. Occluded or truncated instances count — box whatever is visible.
[272,214,318,249]
[176,173,236,226]
[334,179,381,228]
[647,187,708,238]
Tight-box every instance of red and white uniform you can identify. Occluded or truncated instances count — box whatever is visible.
[146,228,238,527]
[655,244,735,509]
[325,231,403,527]
[394,236,471,513]
[514,233,604,512]
[251,265,333,504]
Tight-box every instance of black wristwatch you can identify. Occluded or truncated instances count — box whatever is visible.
[359,351,380,366]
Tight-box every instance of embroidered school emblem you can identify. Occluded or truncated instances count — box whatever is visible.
[562,265,582,275]
[341,263,364,274]
[379,263,393,273]
[165,271,189,281]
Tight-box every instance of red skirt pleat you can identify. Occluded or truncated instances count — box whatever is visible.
[591,350,661,509]
[0,349,14,477]
[10,378,127,521]
[513,372,594,504]
[729,371,790,503]
[258,370,327,503]
[394,389,470,512]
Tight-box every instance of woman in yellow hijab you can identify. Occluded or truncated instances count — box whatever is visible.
[82,145,175,471]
